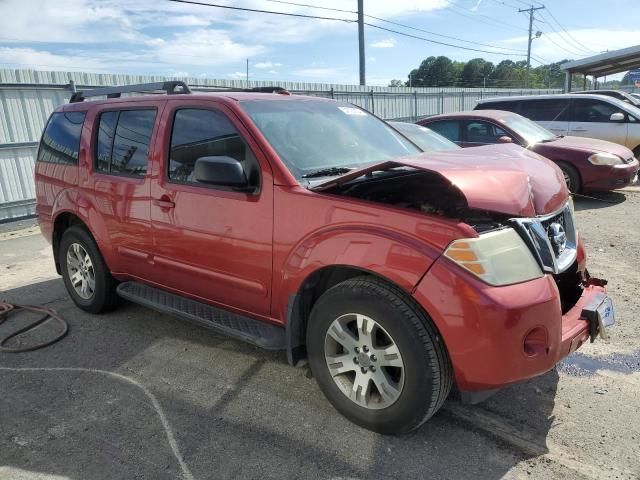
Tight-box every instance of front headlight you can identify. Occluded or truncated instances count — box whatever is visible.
[588,153,623,166]
[444,228,543,286]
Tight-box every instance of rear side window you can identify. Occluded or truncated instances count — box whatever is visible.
[476,101,519,113]
[37,111,86,165]
[465,121,507,144]
[94,109,156,177]
[520,99,569,121]
[427,121,461,142]
[571,99,624,123]
[168,108,259,187]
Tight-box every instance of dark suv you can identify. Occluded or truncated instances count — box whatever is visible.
[35,82,613,434]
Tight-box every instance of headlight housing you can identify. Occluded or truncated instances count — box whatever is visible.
[444,228,543,286]
[588,153,623,166]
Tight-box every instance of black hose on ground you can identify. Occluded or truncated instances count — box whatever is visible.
[0,302,69,353]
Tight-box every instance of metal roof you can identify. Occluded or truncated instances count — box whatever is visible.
[561,45,640,76]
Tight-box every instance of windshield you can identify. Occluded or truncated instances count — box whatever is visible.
[240,100,420,179]
[503,114,556,145]
[390,122,459,152]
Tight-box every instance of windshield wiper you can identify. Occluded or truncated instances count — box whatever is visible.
[301,167,353,178]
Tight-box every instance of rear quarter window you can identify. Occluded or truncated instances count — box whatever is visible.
[37,111,86,165]
[520,99,569,121]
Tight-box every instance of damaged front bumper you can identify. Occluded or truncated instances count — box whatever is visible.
[413,255,614,403]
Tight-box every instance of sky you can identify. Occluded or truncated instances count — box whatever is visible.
[0,0,638,86]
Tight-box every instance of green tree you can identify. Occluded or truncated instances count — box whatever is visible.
[460,58,494,87]
[388,79,404,87]
[408,56,459,87]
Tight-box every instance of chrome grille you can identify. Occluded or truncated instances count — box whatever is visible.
[511,202,577,274]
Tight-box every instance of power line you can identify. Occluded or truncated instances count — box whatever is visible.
[364,14,529,54]
[364,22,530,57]
[445,2,528,33]
[260,0,356,14]
[533,21,588,58]
[540,8,597,54]
[262,0,530,54]
[166,0,356,22]
[168,0,551,63]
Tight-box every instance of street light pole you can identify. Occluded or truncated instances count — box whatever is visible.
[519,5,544,88]
[358,0,365,86]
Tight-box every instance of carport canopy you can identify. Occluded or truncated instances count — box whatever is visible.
[561,44,640,91]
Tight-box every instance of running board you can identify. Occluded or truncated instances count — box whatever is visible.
[116,282,285,350]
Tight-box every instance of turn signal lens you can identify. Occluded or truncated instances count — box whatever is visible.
[444,228,543,286]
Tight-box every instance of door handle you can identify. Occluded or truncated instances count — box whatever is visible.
[153,196,175,209]
[572,128,588,132]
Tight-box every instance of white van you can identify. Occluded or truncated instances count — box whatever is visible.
[475,94,640,157]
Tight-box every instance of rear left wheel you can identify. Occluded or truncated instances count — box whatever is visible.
[306,276,453,434]
[59,225,119,314]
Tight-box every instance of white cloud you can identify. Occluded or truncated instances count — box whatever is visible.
[228,71,248,79]
[0,47,108,71]
[371,38,396,48]
[471,0,483,12]
[293,67,341,79]
[150,29,264,67]
[0,0,458,79]
[254,61,283,69]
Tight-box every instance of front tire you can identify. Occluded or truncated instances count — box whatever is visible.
[306,276,453,434]
[59,225,119,314]
[557,161,581,193]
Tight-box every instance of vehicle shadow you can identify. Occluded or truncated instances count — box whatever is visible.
[573,191,626,211]
[1,278,559,480]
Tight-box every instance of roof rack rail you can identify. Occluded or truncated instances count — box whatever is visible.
[69,81,191,103]
[249,86,291,95]
[189,85,291,95]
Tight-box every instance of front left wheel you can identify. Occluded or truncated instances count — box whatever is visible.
[59,225,119,314]
[306,276,453,434]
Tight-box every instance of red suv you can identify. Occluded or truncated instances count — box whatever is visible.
[35,82,614,434]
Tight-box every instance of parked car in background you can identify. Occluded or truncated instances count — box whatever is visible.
[475,94,640,158]
[419,110,638,193]
[35,82,613,434]
[389,121,460,152]
[573,89,640,108]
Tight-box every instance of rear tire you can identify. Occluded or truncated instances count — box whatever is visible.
[306,276,452,434]
[59,225,119,314]
[557,161,581,193]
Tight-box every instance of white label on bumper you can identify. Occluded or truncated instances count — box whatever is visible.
[598,297,615,328]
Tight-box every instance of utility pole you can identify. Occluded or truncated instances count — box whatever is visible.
[358,0,365,86]
[519,5,544,88]
[246,59,249,85]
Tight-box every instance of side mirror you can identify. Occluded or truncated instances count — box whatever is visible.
[497,136,513,144]
[194,156,249,189]
[610,112,625,122]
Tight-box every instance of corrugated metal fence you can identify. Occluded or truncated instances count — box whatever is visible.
[0,68,562,221]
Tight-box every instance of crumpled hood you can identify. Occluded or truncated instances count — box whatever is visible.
[311,143,567,217]
[534,135,634,159]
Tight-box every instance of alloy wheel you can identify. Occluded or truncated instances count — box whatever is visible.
[324,313,404,410]
[66,243,96,300]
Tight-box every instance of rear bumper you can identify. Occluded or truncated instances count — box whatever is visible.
[413,256,604,392]
[582,160,638,191]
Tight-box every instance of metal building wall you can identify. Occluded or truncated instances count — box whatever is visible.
[0,68,562,221]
